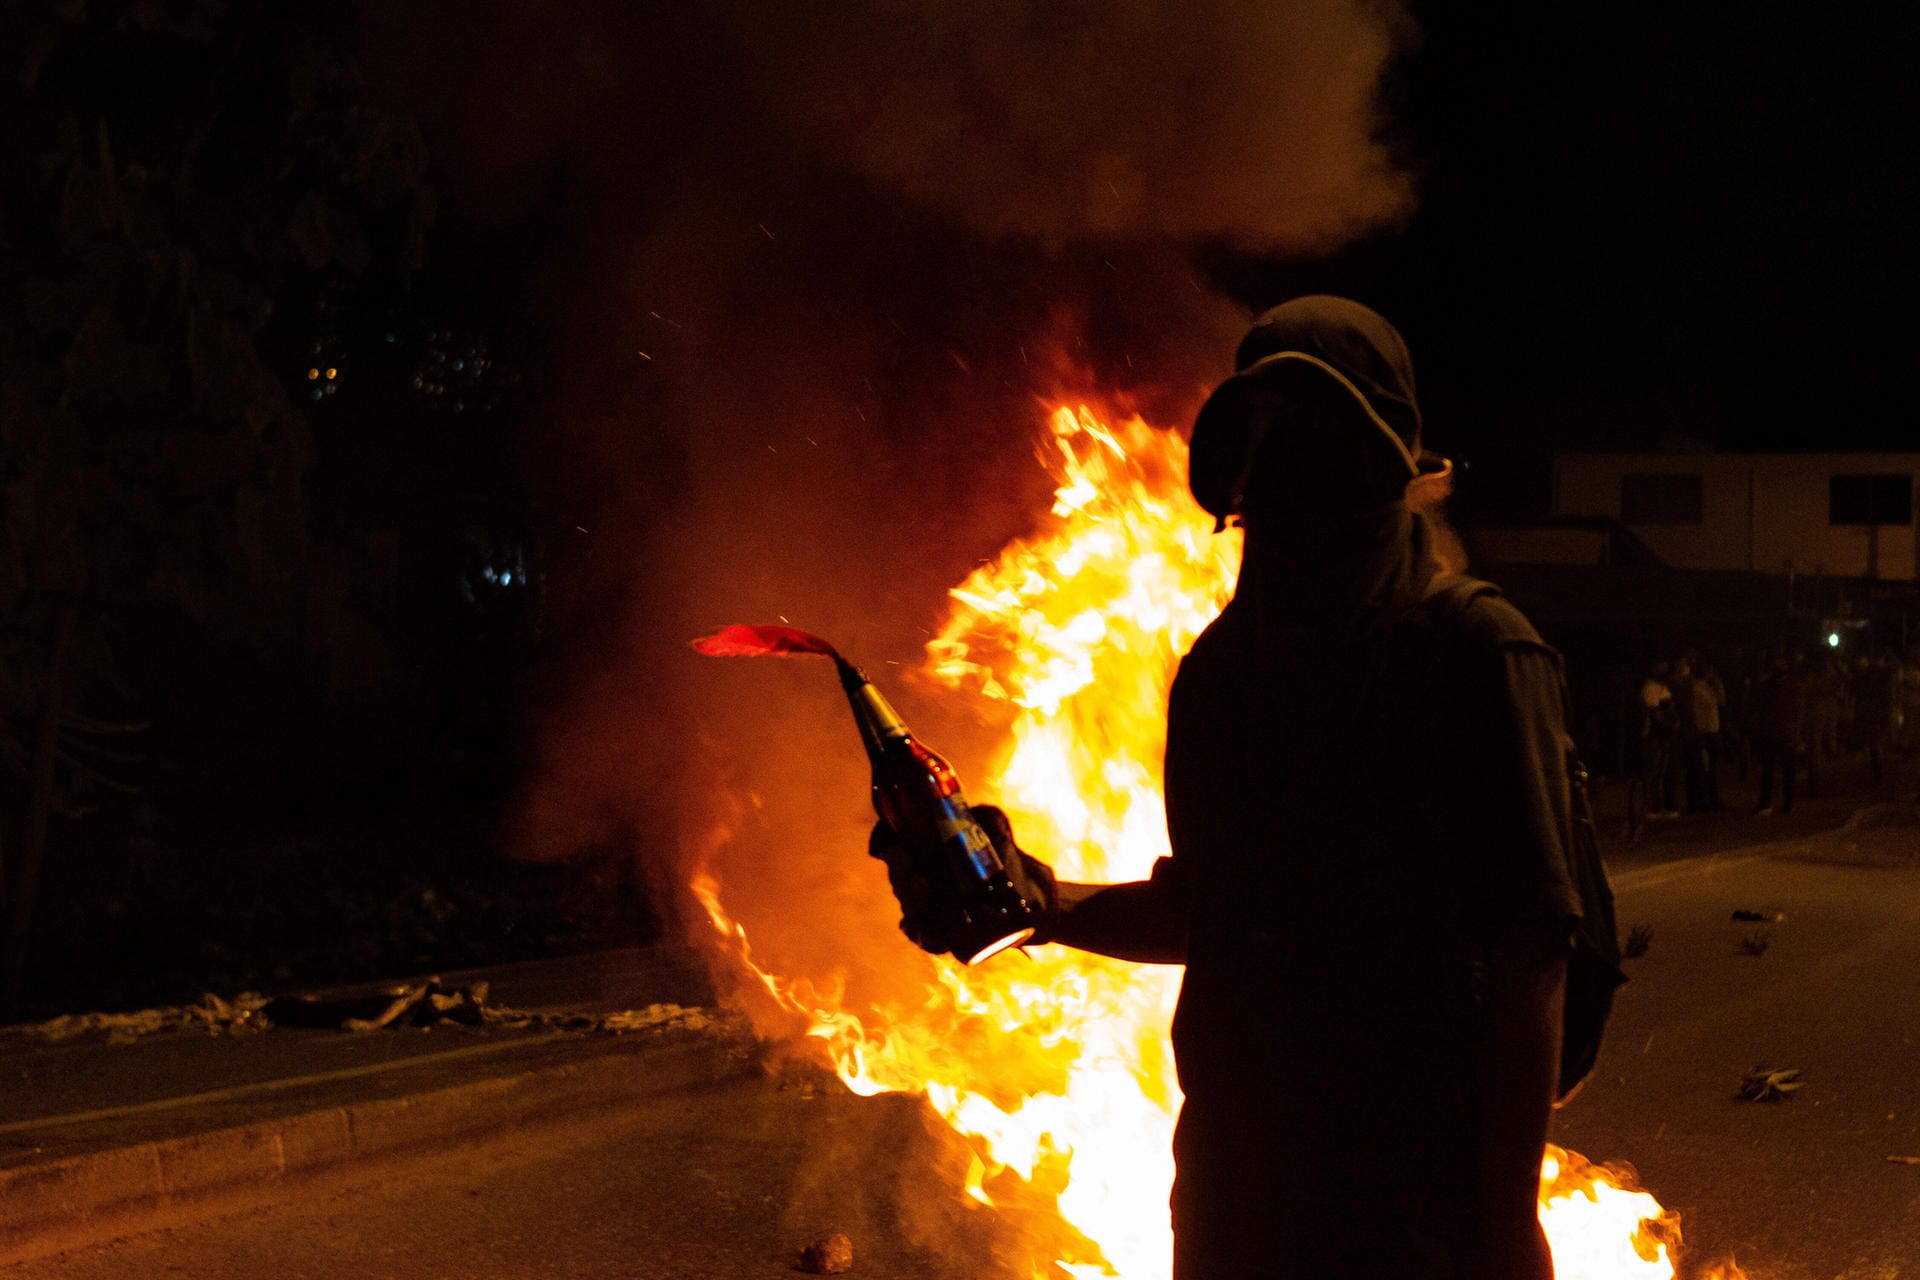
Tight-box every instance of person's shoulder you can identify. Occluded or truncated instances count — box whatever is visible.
[1427,574,1551,653]
[1178,601,1239,665]
[1171,602,1241,694]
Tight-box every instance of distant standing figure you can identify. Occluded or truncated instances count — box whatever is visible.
[1639,661,1679,819]
[1803,654,1843,799]
[1853,655,1898,786]
[1688,658,1726,811]
[1753,654,1803,816]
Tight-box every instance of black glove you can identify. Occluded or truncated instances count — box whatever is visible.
[868,804,1059,956]
[867,817,967,956]
[971,804,1059,943]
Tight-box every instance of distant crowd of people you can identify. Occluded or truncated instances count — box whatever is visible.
[1632,644,1915,826]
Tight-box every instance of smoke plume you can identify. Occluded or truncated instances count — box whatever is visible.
[362,0,1417,994]
[733,0,1417,249]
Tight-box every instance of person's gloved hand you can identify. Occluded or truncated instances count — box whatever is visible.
[868,804,1059,956]
[867,817,966,956]
[971,804,1059,943]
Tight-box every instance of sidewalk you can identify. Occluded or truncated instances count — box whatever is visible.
[0,946,755,1269]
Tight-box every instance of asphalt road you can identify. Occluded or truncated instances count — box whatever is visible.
[11,1070,1051,1280]
[15,815,1920,1280]
[1551,821,1920,1280]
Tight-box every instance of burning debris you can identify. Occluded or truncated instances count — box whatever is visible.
[5,980,713,1042]
[689,400,1735,1278]
[797,1233,855,1275]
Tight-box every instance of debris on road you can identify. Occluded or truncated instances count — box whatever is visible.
[1624,923,1653,958]
[1739,1066,1804,1101]
[7,991,273,1042]
[1885,1156,1920,1166]
[1736,931,1771,956]
[4,979,714,1042]
[799,1233,855,1274]
[1730,909,1785,923]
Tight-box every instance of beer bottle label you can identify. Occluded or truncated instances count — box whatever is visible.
[935,810,1000,882]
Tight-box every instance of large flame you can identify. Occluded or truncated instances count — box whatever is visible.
[694,399,1746,1278]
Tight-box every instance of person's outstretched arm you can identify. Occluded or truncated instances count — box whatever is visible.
[1046,876,1188,964]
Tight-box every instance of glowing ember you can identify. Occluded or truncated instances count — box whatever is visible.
[695,398,1744,1278]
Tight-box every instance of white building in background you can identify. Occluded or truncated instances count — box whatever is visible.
[1548,452,1920,581]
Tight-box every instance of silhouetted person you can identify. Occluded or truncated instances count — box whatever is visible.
[1753,653,1803,815]
[1639,660,1679,819]
[875,298,1587,1279]
[1803,651,1843,799]
[1685,655,1726,811]
[1852,654,1897,786]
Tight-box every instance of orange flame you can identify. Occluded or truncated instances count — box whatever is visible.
[693,397,1747,1279]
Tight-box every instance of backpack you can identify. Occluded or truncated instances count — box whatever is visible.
[1420,577,1625,1102]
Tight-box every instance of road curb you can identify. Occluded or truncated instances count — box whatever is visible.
[0,1025,757,1270]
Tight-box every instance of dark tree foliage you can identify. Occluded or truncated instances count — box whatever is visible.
[0,0,435,1007]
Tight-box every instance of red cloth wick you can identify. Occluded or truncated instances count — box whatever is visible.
[690,624,841,659]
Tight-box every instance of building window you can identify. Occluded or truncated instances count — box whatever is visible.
[1619,473,1703,525]
[1830,475,1914,526]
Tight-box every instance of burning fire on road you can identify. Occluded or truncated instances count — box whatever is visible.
[692,394,1749,1279]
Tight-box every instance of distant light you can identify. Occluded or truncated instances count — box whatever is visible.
[1827,632,1842,648]
[307,368,319,380]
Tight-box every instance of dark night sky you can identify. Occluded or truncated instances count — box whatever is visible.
[1413,4,1918,448]
[1215,2,1920,504]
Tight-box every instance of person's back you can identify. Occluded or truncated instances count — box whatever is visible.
[1672,661,1699,739]
[1854,657,1896,729]
[1752,657,1802,814]
[1808,661,1843,754]
[1853,657,1898,782]
[1756,662,1802,744]
[1640,670,1674,732]
[1168,296,1577,1279]
[1691,669,1723,735]
[1168,569,1577,1274]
